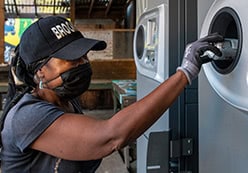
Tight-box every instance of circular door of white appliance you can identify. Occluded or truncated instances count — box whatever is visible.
[133,4,168,83]
[200,0,248,111]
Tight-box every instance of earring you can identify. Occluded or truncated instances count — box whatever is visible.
[39,80,43,89]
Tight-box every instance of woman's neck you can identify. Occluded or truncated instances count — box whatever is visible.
[32,88,74,112]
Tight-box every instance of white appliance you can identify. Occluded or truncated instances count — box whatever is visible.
[198,0,248,172]
[134,0,199,172]
[134,3,169,173]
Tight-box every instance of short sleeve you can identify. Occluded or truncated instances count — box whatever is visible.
[9,94,64,152]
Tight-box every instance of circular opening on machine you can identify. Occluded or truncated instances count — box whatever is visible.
[208,7,242,74]
[135,25,145,59]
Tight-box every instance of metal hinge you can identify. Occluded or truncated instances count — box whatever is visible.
[170,138,193,158]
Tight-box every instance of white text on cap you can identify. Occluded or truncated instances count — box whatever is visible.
[51,21,75,39]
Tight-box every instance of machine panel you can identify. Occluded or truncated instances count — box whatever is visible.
[199,0,248,172]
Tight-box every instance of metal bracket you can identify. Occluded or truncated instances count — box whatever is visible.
[146,131,193,173]
[170,138,193,158]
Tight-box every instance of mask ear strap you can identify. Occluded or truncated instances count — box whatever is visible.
[39,80,43,89]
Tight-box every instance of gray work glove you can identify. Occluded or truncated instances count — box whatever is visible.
[177,33,224,84]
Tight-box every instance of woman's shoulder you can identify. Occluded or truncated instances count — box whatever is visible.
[9,93,64,125]
[3,93,65,153]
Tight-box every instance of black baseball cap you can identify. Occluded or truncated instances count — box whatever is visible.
[19,16,107,66]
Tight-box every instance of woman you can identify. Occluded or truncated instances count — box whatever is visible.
[0,16,223,172]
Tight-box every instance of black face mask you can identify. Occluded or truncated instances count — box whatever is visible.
[48,63,92,100]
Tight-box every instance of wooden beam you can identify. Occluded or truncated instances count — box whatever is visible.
[34,0,38,16]
[105,0,113,16]
[13,0,19,16]
[90,59,136,80]
[70,0,75,24]
[0,0,4,63]
[88,0,95,18]
[53,0,56,15]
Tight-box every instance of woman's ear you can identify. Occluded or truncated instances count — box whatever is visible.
[34,70,44,84]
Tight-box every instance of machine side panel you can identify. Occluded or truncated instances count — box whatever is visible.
[199,71,248,172]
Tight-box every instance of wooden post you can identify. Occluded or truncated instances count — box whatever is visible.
[70,0,75,24]
[0,0,4,63]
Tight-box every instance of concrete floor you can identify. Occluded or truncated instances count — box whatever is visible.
[96,151,129,173]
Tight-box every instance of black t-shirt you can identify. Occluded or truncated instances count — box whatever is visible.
[1,93,101,173]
